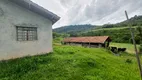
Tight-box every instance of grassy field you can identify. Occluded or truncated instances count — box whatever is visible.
[0,45,141,80]
[94,27,129,31]
[110,43,140,54]
[94,26,138,31]
[83,27,130,33]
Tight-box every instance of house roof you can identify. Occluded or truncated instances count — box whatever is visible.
[9,0,60,24]
[63,36,111,44]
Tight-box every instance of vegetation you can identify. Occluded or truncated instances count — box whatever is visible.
[53,32,70,39]
[53,32,69,43]
[1,12,142,80]
[53,15,142,44]
[140,44,142,53]
[81,28,132,43]
[54,27,141,44]
[53,24,97,37]
[0,45,141,80]
[115,15,142,27]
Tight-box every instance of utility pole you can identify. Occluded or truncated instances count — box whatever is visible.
[125,11,142,79]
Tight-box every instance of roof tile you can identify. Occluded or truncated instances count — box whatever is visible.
[63,36,110,43]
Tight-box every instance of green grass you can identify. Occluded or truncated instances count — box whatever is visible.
[94,27,129,31]
[110,43,140,54]
[94,26,138,31]
[0,45,141,80]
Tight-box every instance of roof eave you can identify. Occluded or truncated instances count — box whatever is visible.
[9,0,60,24]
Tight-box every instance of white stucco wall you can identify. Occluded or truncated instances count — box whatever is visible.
[0,0,53,60]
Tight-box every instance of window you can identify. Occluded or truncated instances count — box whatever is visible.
[16,26,37,41]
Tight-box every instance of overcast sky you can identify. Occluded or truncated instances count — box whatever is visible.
[31,0,142,28]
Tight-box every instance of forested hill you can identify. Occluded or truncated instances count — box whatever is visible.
[53,15,142,33]
[53,15,142,43]
[53,24,96,34]
[114,15,142,27]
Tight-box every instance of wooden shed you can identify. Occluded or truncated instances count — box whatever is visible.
[63,36,111,48]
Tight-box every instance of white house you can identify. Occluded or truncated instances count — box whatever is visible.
[0,0,60,60]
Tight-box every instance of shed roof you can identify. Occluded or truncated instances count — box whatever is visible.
[63,36,111,44]
[9,0,60,24]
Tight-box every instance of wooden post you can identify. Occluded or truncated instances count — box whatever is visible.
[125,11,142,79]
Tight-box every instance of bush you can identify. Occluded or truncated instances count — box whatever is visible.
[139,44,142,53]
[68,51,75,54]
[126,59,132,63]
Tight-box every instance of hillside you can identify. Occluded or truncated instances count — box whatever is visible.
[53,15,142,43]
[115,15,142,27]
[54,15,142,34]
[0,45,140,80]
[53,24,97,36]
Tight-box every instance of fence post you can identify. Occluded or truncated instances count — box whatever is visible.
[125,10,142,79]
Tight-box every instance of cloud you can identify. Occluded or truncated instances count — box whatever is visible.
[31,0,142,28]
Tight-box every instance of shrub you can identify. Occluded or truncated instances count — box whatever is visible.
[125,59,132,63]
[139,44,142,53]
[68,51,75,54]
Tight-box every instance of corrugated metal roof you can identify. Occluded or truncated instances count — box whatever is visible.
[63,36,111,44]
[9,0,60,24]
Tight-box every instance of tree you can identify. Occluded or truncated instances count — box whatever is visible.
[140,44,142,53]
[136,26,142,53]
[137,26,142,44]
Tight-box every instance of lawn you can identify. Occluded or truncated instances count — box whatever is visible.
[0,45,141,80]
[110,42,140,54]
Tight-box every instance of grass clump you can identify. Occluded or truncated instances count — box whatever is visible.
[125,59,133,64]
